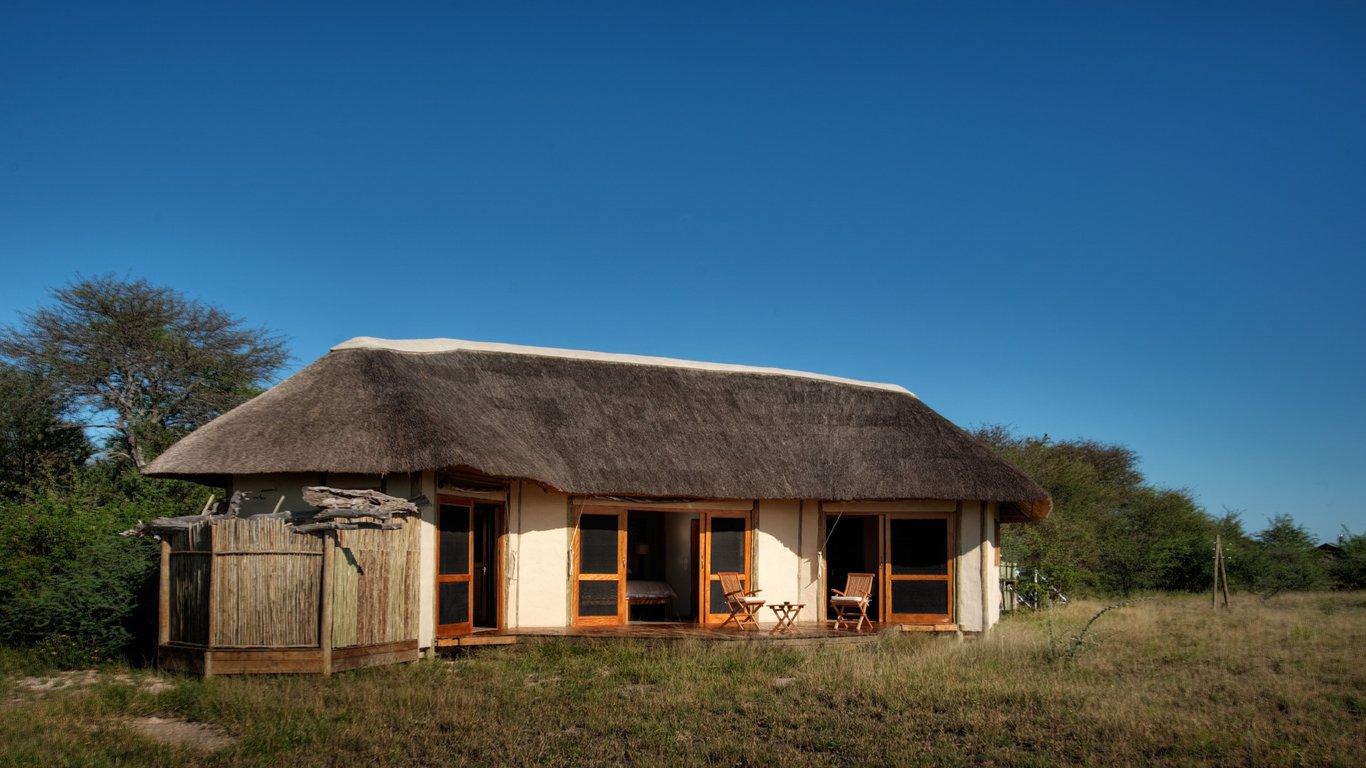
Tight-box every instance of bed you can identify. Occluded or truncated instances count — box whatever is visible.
[626,580,678,606]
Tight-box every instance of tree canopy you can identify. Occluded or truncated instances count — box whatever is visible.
[0,275,288,467]
[975,426,1341,596]
[0,363,91,494]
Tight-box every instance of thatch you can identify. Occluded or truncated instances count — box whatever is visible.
[145,339,1050,518]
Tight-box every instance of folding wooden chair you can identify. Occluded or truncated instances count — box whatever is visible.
[830,572,874,631]
[718,571,764,630]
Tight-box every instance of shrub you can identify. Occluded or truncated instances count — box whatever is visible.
[0,466,203,665]
[1325,530,1366,590]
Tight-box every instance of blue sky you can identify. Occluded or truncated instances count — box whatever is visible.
[2,2,1363,539]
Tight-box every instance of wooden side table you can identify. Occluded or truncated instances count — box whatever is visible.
[769,602,804,634]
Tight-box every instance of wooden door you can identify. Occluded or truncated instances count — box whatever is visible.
[572,507,626,626]
[882,512,954,625]
[435,498,474,637]
[472,502,504,630]
[699,510,752,625]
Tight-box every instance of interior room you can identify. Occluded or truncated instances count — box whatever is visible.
[626,510,698,622]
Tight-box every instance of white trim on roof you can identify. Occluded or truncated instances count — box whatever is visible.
[331,337,916,396]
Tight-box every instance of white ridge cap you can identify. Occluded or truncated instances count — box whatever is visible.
[332,337,916,396]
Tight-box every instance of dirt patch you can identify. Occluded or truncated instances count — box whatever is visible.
[18,670,99,693]
[18,670,174,696]
[128,716,234,751]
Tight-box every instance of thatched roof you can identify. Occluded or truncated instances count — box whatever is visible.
[145,338,1050,519]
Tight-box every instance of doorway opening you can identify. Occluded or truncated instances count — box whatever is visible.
[571,506,752,628]
[625,510,697,622]
[472,502,502,631]
[824,514,880,623]
[435,496,504,639]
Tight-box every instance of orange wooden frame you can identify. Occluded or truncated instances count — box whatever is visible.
[570,506,628,626]
[435,495,506,638]
[569,505,754,627]
[880,510,955,625]
[699,510,753,626]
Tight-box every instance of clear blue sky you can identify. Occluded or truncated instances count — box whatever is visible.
[2,2,1363,540]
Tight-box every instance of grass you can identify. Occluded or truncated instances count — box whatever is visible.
[1,592,1363,767]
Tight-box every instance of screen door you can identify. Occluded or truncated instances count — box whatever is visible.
[573,508,626,626]
[883,513,954,624]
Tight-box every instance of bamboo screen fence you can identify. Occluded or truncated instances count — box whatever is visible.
[158,507,421,674]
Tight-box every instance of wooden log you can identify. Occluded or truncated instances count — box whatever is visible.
[158,539,171,646]
[302,486,424,515]
[291,521,402,533]
[313,509,398,521]
[320,534,335,676]
[205,523,218,677]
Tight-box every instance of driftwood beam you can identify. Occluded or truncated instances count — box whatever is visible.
[313,509,397,521]
[302,486,422,515]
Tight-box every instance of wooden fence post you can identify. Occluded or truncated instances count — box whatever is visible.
[320,533,335,676]
[158,538,171,647]
[204,523,218,677]
[1212,535,1230,608]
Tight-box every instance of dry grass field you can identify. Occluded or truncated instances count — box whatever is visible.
[1,592,1362,767]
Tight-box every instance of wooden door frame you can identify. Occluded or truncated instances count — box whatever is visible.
[881,510,956,625]
[570,505,627,627]
[434,496,474,638]
[698,509,753,626]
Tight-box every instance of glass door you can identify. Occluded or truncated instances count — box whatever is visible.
[436,499,473,637]
[882,513,954,624]
[572,508,626,626]
[700,510,752,625]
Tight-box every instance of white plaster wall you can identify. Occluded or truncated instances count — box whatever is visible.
[754,500,801,622]
[797,500,823,616]
[513,484,571,627]
[986,502,1001,628]
[957,501,985,632]
[417,470,436,648]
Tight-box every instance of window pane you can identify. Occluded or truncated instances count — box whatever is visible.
[889,519,948,575]
[439,582,469,625]
[579,514,619,574]
[708,517,745,574]
[578,580,618,616]
[439,505,470,575]
[891,580,948,616]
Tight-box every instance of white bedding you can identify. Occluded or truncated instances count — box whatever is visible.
[627,580,678,603]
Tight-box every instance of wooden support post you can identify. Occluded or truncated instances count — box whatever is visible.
[204,523,218,677]
[320,533,335,676]
[158,539,171,647]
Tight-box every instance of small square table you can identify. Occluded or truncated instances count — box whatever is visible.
[768,602,804,634]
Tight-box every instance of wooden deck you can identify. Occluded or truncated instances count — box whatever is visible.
[435,621,962,648]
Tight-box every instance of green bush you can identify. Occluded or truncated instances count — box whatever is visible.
[1325,530,1366,590]
[0,466,203,666]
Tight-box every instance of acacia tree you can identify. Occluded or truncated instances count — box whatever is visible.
[0,276,288,467]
